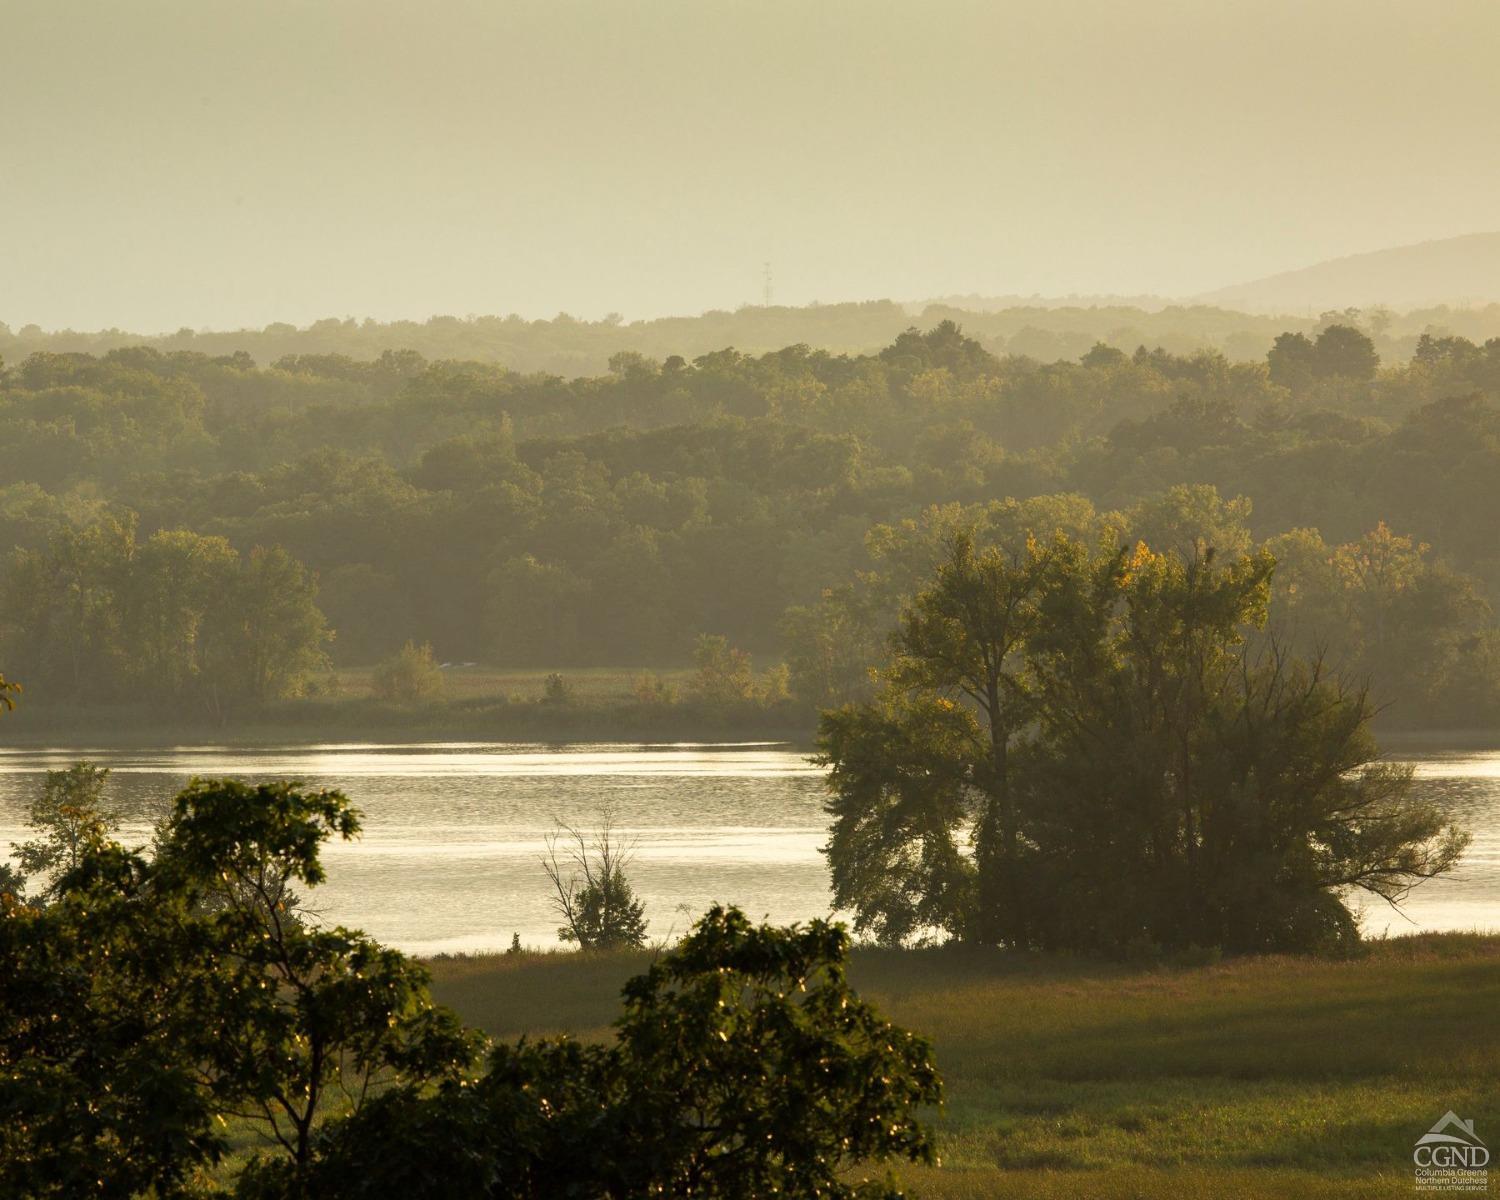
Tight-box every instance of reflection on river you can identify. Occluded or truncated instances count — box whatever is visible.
[0,742,1495,952]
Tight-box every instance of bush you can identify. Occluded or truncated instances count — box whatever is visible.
[688,633,758,704]
[543,809,648,950]
[0,780,477,1198]
[632,672,677,706]
[2,779,943,1199]
[370,641,445,703]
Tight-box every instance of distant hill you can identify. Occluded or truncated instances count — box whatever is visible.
[1200,232,1500,313]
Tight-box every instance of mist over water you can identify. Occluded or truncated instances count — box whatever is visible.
[0,741,1492,952]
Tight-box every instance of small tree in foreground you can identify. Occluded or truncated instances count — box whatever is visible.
[543,809,649,950]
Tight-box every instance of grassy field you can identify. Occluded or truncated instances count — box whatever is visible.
[427,933,1500,1198]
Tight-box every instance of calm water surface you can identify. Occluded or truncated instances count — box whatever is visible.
[0,742,1495,952]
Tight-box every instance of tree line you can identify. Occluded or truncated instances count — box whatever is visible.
[5,299,1500,376]
[2,516,328,715]
[4,320,1500,724]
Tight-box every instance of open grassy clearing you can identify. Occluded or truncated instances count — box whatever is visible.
[427,933,1500,1199]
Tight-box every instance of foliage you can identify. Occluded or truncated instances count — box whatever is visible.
[291,907,942,1199]
[370,639,445,703]
[1267,323,1378,389]
[820,530,1469,953]
[0,778,478,1198]
[8,762,116,901]
[425,928,1500,1200]
[782,584,883,708]
[2,773,942,1199]
[542,809,649,950]
[631,671,678,706]
[1267,521,1495,713]
[687,633,792,708]
[689,633,759,704]
[541,671,573,704]
[4,322,1500,727]
[1,517,330,714]
[821,695,980,945]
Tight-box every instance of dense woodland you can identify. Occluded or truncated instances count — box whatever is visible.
[3,312,1500,727]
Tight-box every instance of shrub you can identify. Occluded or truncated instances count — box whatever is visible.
[632,672,677,706]
[688,633,757,704]
[370,641,445,703]
[542,809,648,950]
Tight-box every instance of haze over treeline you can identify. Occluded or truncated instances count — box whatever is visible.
[6,0,1500,330]
[10,298,1500,379]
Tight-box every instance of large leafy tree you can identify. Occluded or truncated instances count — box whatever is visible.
[882,530,1060,942]
[821,527,1095,946]
[822,532,1469,953]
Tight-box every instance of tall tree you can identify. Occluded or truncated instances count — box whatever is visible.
[822,534,1469,953]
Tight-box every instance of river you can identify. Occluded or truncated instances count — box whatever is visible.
[0,741,1495,952]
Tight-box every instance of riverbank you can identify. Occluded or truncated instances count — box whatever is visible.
[2,689,1491,752]
[0,665,817,747]
[0,699,814,748]
[428,933,1500,1198]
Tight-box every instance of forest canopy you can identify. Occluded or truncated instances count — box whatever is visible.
[2,314,1499,726]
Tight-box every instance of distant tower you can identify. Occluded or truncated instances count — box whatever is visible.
[762,261,773,308]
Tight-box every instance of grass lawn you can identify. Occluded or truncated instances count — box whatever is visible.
[427,933,1500,1198]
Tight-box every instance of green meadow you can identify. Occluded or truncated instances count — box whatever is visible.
[428,933,1500,1199]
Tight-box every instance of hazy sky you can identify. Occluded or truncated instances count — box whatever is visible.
[4,0,1500,331]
